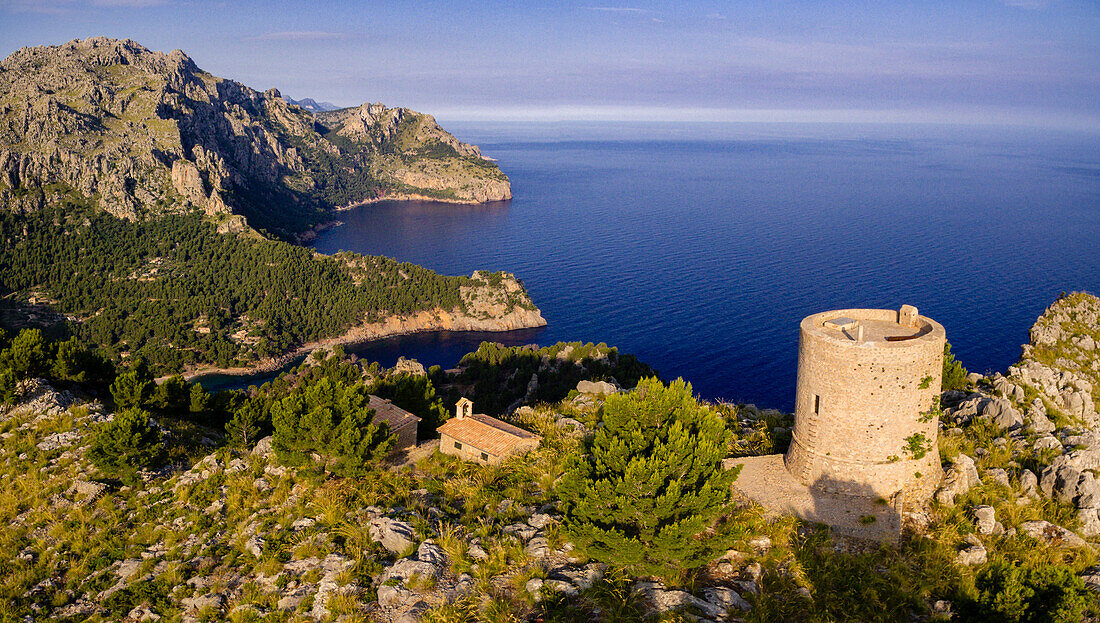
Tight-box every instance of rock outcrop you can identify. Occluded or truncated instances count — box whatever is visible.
[1009,293,1099,428]
[0,37,510,235]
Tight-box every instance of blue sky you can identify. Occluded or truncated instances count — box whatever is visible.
[1,1,1097,128]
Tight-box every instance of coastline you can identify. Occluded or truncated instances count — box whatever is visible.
[179,305,546,384]
[336,190,512,212]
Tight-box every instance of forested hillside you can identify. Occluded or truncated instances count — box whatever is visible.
[0,205,534,373]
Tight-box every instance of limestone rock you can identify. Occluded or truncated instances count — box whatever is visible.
[635,581,728,619]
[369,517,417,554]
[393,356,426,376]
[955,543,987,566]
[703,586,752,612]
[985,468,1011,489]
[979,397,1024,431]
[1020,469,1040,498]
[935,454,980,505]
[1019,520,1089,549]
[416,539,445,565]
[576,380,618,395]
[0,37,511,232]
[251,435,274,457]
[972,505,1004,536]
[379,558,440,585]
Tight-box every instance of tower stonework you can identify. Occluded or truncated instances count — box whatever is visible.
[784,307,946,502]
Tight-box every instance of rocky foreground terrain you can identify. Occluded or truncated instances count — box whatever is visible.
[0,37,510,237]
[1,292,1099,622]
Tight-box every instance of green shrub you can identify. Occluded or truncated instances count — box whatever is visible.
[942,342,969,392]
[558,377,736,583]
[271,376,395,476]
[958,559,1093,623]
[88,408,165,484]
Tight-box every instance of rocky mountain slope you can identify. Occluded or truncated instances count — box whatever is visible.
[3,293,1099,622]
[0,37,510,237]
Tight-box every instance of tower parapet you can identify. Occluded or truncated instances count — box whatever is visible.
[784,306,945,502]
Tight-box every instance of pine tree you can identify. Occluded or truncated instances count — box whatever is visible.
[4,328,48,380]
[557,377,737,582]
[271,377,395,475]
[0,368,15,404]
[51,337,91,383]
[110,370,154,409]
[227,398,269,449]
[87,408,164,485]
[942,342,969,391]
[189,383,210,414]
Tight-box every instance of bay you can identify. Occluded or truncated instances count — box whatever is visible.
[305,122,1099,411]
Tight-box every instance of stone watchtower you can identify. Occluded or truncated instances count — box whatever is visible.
[728,304,947,539]
[784,305,946,502]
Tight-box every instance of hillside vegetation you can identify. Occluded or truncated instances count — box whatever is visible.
[2,295,1100,622]
[0,206,544,374]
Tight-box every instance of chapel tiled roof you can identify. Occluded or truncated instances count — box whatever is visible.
[368,395,420,431]
[437,412,540,457]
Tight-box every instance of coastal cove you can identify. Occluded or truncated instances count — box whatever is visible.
[229,123,1098,410]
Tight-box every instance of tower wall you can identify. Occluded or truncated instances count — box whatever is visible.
[784,308,945,501]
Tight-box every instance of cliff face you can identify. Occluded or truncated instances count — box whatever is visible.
[1009,292,1100,427]
[0,37,510,236]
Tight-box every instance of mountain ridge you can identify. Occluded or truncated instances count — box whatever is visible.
[0,37,510,238]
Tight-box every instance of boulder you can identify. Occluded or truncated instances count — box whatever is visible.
[393,357,426,376]
[251,436,274,458]
[1019,520,1089,549]
[635,581,727,619]
[979,397,1024,431]
[244,535,264,559]
[935,454,980,505]
[379,558,440,585]
[956,544,987,566]
[972,505,1002,536]
[1079,509,1100,538]
[528,512,554,529]
[703,586,752,612]
[526,536,552,559]
[369,517,417,554]
[377,584,413,608]
[526,577,544,597]
[1020,469,1040,498]
[576,380,618,395]
[416,540,445,566]
[1034,435,1063,452]
[985,468,1011,489]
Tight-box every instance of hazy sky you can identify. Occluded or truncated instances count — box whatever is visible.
[1,1,1097,128]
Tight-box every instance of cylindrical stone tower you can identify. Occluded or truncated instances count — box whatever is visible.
[784,305,945,503]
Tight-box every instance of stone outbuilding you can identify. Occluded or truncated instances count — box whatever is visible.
[437,398,541,464]
[367,395,420,453]
[729,304,946,539]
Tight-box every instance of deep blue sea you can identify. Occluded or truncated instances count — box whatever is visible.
[307,123,1099,411]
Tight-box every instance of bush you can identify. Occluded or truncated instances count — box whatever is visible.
[958,559,1093,623]
[557,377,736,583]
[110,360,154,409]
[1,328,48,380]
[88,408,165,484]
[942,342,969,392]
[271,376,395,476]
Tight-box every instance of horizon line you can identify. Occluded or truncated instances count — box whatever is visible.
[415,105,1100,132]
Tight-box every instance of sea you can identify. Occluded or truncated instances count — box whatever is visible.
[259,122,1100,411]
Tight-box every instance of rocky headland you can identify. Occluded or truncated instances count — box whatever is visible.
[0,37,510,237]
[184,272,547,383]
